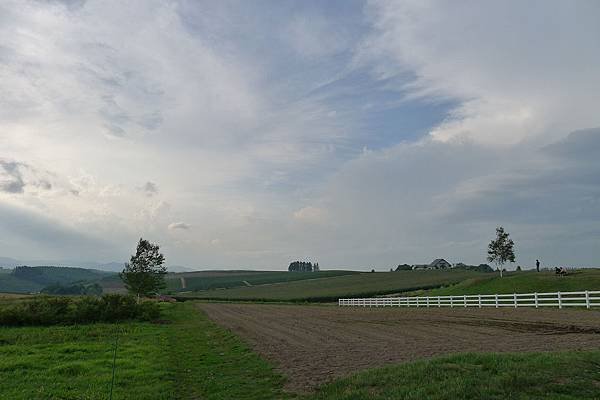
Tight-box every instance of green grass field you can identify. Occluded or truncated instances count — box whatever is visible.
[311,351,600,400]
[0,302,288,400]
[3,301,600,399]
[419,269,600,297]
[180,270,489,301]
[166,270,358,292]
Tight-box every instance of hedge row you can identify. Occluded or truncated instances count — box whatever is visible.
[0,294,160,326]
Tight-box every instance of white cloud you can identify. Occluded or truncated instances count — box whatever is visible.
[293,206,327,223]
[361,0,600,145]
[168,222,191,231]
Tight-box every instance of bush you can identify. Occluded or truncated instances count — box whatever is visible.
[0,294,161,326]
[41,282,103,295]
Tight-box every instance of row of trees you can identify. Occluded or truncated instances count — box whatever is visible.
[288,261,320,272]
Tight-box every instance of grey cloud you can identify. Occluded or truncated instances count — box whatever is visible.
[0,201,117,259]
[0,160,53,194]
[444,128,600,226]
[290,129,600,267]
[141,181,158,197]
[543,127,600,161]
[0,161,26,193]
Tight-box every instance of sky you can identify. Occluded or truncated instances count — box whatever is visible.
[1,0,599,270]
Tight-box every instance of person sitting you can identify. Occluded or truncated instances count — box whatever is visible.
[555,266,568,276]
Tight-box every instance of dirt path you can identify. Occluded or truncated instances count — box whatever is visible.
[198,303,600,392]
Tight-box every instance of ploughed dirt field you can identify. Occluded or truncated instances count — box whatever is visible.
[199,303,600,392]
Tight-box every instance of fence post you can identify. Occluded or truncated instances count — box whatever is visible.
[426,296,430,307]
[438,296,441,307]
[478,294,482,308]
[495,294,498,308]
[586,290,590,309]
[464,294,467,307]
[534,292,538,308]
[558,291,562,309]
[450,296,453,308]
[514,293,517,308]
[416,297,420,308]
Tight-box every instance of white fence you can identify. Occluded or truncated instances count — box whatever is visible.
[338,290,600,309]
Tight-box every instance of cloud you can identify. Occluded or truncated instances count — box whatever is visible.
[0,160,53,194]
[0,161,26,193]
[293,206,327,223]
[168,222,191,231]
[0,200,117,259]
[360,0,600,145]
[141,181,158,197]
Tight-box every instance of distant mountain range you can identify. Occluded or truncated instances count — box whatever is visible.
[0,257,195,273]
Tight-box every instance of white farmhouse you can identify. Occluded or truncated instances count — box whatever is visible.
[412,259,452,270]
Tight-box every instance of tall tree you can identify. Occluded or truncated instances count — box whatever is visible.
[487,226,516,278]
[120,238,166,302]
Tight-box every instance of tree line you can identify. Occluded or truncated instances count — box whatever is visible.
[288,261,320,272]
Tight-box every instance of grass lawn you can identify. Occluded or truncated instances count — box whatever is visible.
[0,302,291,400]
[310,351,600,400]
[0,316,173,399]
[180,270,487,301]
[419,269,600,297]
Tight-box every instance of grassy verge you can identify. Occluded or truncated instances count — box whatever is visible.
[0,301,292,400]
[0,318,173,399]
[310,351,600,400]
[168,303,292,400]
[418,269,600,297]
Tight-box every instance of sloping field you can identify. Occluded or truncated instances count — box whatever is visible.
[0,266,114,294]
[199,303,600,392]
[421,269,600,296]
[181,270,487,301]
[166,270,357,292]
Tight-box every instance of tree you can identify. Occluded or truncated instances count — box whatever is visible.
[395,264,412,271]
[288,261,317,272]
[120,238,166,302]
[487,226,516,278]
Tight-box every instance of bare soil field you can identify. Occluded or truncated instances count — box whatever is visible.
[199,303,600,392]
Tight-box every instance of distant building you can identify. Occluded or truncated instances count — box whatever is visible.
[429,259,451,268]
[413,259,452,270]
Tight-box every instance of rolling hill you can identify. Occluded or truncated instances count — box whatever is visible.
[418,269,600,296]
[177,270,489,301]
[0,266,114,294]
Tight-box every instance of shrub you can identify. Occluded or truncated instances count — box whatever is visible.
[0,294,161,326]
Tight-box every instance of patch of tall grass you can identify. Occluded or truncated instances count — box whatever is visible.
[0,294,160,326]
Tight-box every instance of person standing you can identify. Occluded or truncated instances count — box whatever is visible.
[536,259,540,272]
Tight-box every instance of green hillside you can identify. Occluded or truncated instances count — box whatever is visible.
[179,270,488,301]
[166,270,357,292]
[0,266,114,294]
[419,269,600,296]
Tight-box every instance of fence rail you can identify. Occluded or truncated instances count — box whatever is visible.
[338,290,600,309]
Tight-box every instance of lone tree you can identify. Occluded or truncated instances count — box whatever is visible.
[120,238,167,302]
[487,226,516,278]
